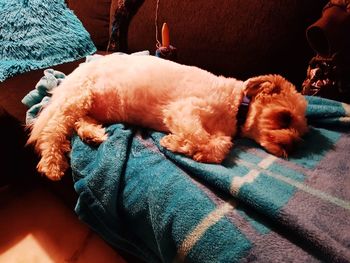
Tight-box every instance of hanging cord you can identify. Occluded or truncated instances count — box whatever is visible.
[155,0,162,48]
[154,0,176,60]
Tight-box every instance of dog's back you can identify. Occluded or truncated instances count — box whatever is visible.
[28,54,244,180]
[79,54,242,129]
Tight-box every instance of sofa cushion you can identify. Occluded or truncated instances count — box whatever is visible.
[67,0,113,50]
[108,0,145,52]
[0,50,111,123]
[126,0,328,86]
[0,59,84,123]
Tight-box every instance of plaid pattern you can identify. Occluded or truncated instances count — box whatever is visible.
[24,64,350,263]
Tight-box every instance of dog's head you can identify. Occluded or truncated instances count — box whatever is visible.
[241,74,309,158]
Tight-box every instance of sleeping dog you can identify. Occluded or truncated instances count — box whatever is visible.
[28,54,308,180]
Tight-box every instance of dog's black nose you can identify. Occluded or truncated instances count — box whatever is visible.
[281,139,300,153]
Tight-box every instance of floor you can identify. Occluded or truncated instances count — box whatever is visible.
[0,182,134,263]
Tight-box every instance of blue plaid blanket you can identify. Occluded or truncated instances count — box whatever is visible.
[24,67,350,263]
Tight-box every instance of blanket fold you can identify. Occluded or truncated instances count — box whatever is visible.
[24,63,350,262]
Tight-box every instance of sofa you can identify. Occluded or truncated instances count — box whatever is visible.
[3,1,350,262]
[0,0,320,204]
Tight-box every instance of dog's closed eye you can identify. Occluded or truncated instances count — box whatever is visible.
[275,110,292,129]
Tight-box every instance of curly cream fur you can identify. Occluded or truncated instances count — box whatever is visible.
[28,54,308,180]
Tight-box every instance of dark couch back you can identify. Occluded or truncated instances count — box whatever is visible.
[127,0,328,87]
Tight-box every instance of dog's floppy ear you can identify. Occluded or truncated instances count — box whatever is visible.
[244,74,287,97]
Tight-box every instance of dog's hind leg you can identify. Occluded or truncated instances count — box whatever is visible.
[34,81,94,180]
[161,97,232,163]
[36,135,71,181]
[74,116,107,144]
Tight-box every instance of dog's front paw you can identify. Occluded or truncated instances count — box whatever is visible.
[160,134,195,155]
[82,129,108,145]
[193,151,224,164]
[75,118,108,145]
[193,136,232,163]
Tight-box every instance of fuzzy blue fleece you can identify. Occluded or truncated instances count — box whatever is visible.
[0,0,96,82]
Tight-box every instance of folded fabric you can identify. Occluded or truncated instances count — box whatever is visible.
[24,68,350,262]
[0,0,96,82]
[21,69,66,108]
[70,124,350,263]
[305,95,350,126]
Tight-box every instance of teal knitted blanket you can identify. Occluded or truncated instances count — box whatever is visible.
[23,65,350,262]
[0,0,96,82]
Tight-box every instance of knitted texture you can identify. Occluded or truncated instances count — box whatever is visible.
[0,0,97,82]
